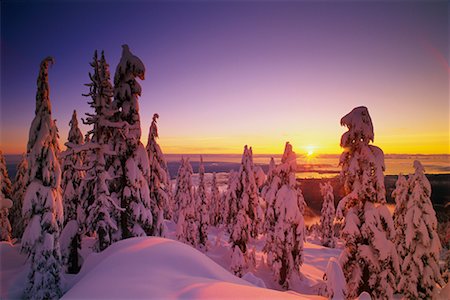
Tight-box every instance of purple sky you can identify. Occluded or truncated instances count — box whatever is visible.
[1,0,448,154]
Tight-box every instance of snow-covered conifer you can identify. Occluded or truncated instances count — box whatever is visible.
[228,145,261,238]
[175,157,198,247]
[197,156,209,248]
[224,170,240,227]
[0,151,13,242]
[209,172,222,226]
[392,174,409,261]
[398,161,443,299]
[319,181,336,248]
[78,50,120,251]
[262,142,305,288]
[61,110,84,226]
[146,113,172,236]
[10,153,28,239]
[112,45,152,238]
[336,107,399,299]
[261,157,278,235]
[60,110,84,273]
[21,57,63,299]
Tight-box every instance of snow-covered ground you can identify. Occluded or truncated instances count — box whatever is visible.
[1,221,340,299]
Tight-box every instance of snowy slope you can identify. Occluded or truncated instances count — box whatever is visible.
[63,237,323,299]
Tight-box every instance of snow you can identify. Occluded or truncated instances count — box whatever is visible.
[1,222,345,299]
[58,237,325,299]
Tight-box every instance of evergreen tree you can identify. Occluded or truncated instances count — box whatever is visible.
[392,174,409,261]
[78,50,120,251]
[197,156,209,248]
[61,110,84,226]
[0,151,13,242]
[146,113,172,236]
[224,170,239,227]
[60,110,84,273]
[21,57,63,300]
[398,161,443,299]
[228,145,265,276]
[262,157,279,235]
[227,145,261,238]
[112,45,153,239]
[209,172,222,226]
[336,107,399,299]
[319,181,336,248]
[175,157,198,247]
[262,142,305,288]
[10,153,28,239]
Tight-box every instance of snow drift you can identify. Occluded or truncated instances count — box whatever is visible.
[63,237,320,299]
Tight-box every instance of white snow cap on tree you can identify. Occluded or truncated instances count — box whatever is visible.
[0,151,13,242]
[340,106,374,148]
[337,106,399,299]
[10,153,29,239]
[398,160,443,299]
[320,181,336,248]
[21,57,63,300]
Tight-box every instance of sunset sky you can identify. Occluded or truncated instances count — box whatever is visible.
[1,0,448,155]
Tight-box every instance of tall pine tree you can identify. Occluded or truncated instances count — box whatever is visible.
[146,113,172,236]
[262,142,305,288]
[197,156,209,249]
[175,157,198,247]
[21,57,63,300]
[112,45,153,238]
[398,161,443,299]
[10,153,28,239]
[78,50,120,251]
[336,107,399,299]
[319,181,336,248]
[0,151,13,242]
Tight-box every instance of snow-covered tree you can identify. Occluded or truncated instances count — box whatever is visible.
[0,151,13,242]
[262,142,305,288]
[60,110,84,273]
[61,110,84,226]
[336,107,399,299]
[228,145,261,238]
[398,161,443,299]
[224,170,239,227]
[175,157,197,247]
[78,50,120,251]
[10,153,28,239]
[146,113,172,236]
[319,181,336,248]
[21,57,63,300]
[112,45,152,238]
[197,156,209,249]
[209,172,222,226]
[392,174,409,261]
[261,157,278,235]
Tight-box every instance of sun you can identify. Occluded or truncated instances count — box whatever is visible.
[305,145,316,158]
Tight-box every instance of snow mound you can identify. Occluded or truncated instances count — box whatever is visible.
[64,237,318,299]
